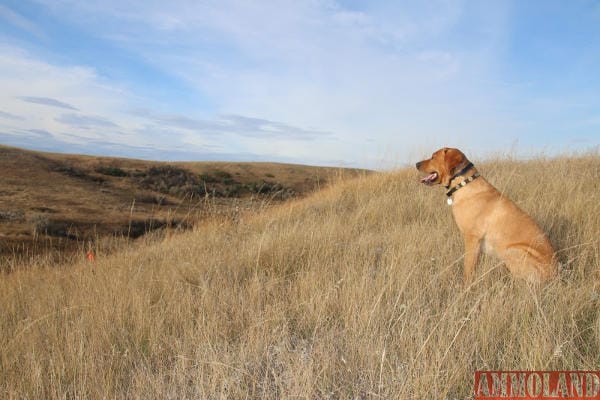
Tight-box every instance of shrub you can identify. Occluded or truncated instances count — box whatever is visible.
[139,165,202,196]
[223,183,242,197]
[199,174,218,183]
[214,170,232,180]
[213,170,236,185]
[52,164,86,178]
[246,180,283,194]
[0,210,24,221]
[96,166,128,177]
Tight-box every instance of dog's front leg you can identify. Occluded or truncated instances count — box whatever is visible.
[463,235,481,286]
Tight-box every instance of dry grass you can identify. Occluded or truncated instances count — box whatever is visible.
[0,145,366,263]
[1,154,599,399]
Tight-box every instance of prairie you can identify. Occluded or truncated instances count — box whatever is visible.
[0,145,364,267]
[1,152,599,399]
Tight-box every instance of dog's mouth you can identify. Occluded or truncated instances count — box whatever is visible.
[419,172,438,185]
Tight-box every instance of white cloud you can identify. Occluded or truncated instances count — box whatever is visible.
[19,96,79,111]
[0,42,338,163]
[0,45,129,144]
[56,113,120,129]
[0,110,23,120]
[4,1,596,166]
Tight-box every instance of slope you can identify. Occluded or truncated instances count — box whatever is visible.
[0,153,598,398]
[0,145,367,263]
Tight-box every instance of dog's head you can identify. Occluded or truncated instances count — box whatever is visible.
[415,147,471,187]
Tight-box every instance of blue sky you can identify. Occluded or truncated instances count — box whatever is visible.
[0,0,598,167]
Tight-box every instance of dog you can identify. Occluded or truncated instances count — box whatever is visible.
[416,147,558,285]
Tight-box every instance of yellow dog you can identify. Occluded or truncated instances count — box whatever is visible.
[416,147,558,285]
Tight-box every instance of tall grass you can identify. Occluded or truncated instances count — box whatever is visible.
[1,155,599,399]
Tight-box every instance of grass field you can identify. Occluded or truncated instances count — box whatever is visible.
[0,145,365,266]
[1,153,599,398]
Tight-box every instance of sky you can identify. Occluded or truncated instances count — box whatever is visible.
[0,0,598,168]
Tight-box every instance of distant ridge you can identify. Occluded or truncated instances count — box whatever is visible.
[0,144,370,262]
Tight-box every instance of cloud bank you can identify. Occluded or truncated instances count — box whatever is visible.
[19,96,79,111]
[0,1,598,166]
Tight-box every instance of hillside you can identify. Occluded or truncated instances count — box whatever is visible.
[0,153,599,398]
[0,145,367,265]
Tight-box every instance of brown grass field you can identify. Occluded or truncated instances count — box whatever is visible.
[1,151,599,398]
[0,145,364,266]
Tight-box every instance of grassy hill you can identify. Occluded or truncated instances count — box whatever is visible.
[0,145,367,266]
[0,152,599,398]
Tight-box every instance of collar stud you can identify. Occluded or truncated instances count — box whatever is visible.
[446,172,480,199]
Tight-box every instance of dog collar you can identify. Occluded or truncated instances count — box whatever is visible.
[446,172,480,204]
[445,162,474,189]
[446,172,481,206]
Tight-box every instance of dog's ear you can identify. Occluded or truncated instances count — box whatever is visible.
[444,148,468,176]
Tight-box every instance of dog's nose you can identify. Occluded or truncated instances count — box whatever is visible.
[415,161,422,169]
